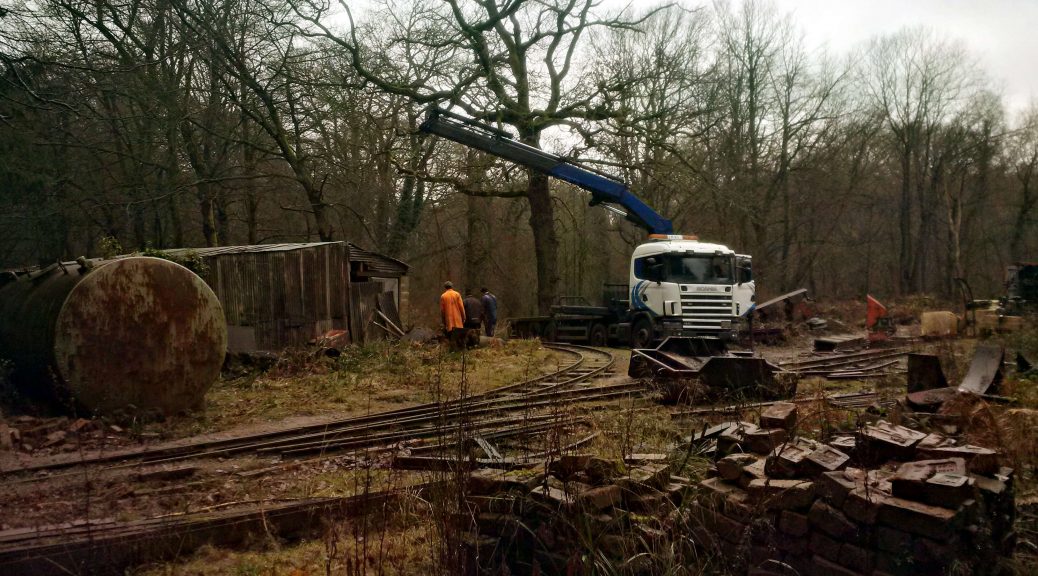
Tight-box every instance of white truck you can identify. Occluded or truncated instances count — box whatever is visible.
[625,235,754,347]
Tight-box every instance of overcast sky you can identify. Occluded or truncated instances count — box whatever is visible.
[768,0,1038,118]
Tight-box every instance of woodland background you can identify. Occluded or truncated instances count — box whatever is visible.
[1,0,1036,323]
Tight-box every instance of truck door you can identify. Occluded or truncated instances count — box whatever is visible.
[631,256,667,317]
[733,255,755,318]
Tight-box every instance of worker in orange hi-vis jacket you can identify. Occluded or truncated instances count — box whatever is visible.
[440,281,466,350]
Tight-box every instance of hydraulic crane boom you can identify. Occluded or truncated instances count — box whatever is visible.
[419,107,674,235]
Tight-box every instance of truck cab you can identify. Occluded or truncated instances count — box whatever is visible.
[626,235,754,347]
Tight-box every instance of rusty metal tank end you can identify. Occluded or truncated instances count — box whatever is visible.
[0,257,227,416]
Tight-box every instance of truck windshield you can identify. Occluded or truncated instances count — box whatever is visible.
[633,253,735,285]
[664,254,733,285]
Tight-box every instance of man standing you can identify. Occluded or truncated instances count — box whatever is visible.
[440,281,466,350]
[481,287,499,337]
[462,289,484,347]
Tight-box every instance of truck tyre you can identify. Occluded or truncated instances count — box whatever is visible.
[630,317,653,349]
[589,323,608,346]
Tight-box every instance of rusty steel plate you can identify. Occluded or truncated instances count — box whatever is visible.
[53,257,226,415]
[958,344,1004,395]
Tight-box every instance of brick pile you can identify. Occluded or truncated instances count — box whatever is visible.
[687,402,1016,575]
[460,454,691,575]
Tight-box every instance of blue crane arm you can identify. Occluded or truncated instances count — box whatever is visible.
[419,107,674,235]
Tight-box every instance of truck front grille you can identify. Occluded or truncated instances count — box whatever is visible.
[680,293,734,331]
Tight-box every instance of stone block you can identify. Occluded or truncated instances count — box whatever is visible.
[718,453,759,481]
[843,487,888,525]
[838,542,874,573]
[924,445,999,475]
[765,440,815,478]
[530,485,576,510]
[747,478,815,510]
[740,457,769,488]
[723,490,756,523]
[808,500,858,540]
[576,484,621,511]
[829,435,857,457]
[921,473,974,509]
[664,481,692,504]
[689,502,747,543]
[760,402,798,431]
[972,473,1011,518]
[877,495,959,540]
[865,469,893,494]
[916,432,955,451]
[875,525,912,553]
[627,462,671,489]
[860,421,926,462]
[699,476,741,507]
[550,454,591,479]
[779,509,809,537]
[717,422,759,457]
[889,458,967,502]
[467,468,513,495]
[586,456,622,483]
[817,470,856,507]
[803,445,850,477]
[911,536,954,566]
[746,428,790,455]
[624,489,668,514]
[809,532,842,562]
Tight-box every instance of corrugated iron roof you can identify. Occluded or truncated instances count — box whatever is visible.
[162,242,342,257]
[347,243,409,276]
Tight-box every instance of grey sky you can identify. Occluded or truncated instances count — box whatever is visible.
[769,0,1038,118]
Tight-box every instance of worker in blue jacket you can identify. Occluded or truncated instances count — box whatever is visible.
[481,287,499,337]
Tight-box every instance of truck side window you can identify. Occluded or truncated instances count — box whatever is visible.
[633,257,662,281]
[737,259,753,283]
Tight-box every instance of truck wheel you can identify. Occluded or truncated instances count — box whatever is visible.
[630,317,653,349]
[589,323,608,347]
[544,320,558,342]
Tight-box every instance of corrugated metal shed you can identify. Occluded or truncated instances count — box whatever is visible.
[346,243,411,331]
[169,242,351,352]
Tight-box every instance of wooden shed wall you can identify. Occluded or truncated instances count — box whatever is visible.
[200,243,350,352]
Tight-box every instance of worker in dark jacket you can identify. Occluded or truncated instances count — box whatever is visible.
[462,289,484,347]
[481,287,499,337]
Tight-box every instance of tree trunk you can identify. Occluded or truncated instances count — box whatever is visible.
[898,146,912,295]
[526,169,559,314]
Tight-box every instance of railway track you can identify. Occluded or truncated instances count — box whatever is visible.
[0,343,639,574]
[3,343,628,477]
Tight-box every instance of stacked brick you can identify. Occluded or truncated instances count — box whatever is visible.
[460,454,691,575]
[687,402,1015,575]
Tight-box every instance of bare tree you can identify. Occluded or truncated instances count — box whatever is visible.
[1008,103,1038,261]
[860,27,982,293]
[281,0,667,312]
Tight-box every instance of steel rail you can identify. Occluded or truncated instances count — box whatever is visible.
[778,348,909,370]
[2,344,613,477]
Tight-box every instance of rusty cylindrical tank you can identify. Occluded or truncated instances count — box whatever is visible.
[0,257,226,416]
